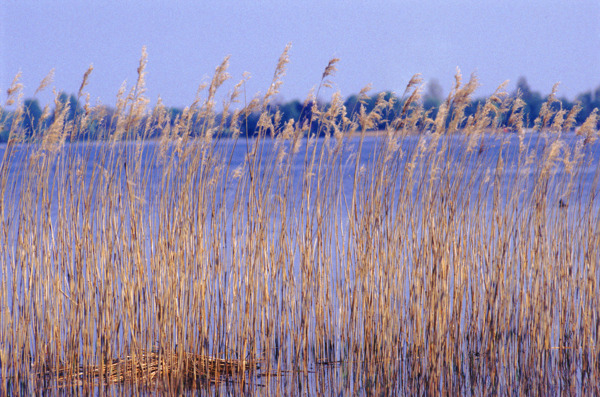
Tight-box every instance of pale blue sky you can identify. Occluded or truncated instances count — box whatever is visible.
[1,1,599,108]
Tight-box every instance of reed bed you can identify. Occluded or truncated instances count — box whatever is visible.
[1,47,600,395]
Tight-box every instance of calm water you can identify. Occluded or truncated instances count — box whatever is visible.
[1,131,599,394]
[2,131,598,215]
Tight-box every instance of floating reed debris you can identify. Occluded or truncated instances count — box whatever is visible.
[36,350,259,391]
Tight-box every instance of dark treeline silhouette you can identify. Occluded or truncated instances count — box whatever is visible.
[1,77,599,143]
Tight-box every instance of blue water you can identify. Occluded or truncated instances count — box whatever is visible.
[1,130,599,393]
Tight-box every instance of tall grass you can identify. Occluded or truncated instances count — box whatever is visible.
[1,46,599,395]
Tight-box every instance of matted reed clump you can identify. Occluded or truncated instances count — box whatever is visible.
[1,45,600,395]
[38,349,257,390]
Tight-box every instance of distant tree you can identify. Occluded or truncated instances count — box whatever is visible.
[278,99,303,124]
[424,79,443,108]
[343,91,399,130]
[578,92,592,109]
[0,110,12,142]
[343,94,361,123]
[576,85,600,124]
[516,77,531,98]
[57,92,83,123]
[168,107,183,122]
[239,112,260,136]
[23,99,43,137]
[514,77,543,127]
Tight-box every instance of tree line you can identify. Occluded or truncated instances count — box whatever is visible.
[1,76,599,143]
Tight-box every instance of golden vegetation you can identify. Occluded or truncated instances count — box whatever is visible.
[1,46,599,395]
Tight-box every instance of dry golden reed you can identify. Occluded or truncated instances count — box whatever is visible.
[0,47,599,396]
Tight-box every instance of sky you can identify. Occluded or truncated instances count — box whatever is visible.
[1,1,599,109]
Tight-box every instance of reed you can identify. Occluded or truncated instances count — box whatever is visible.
[1,46,599,395]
